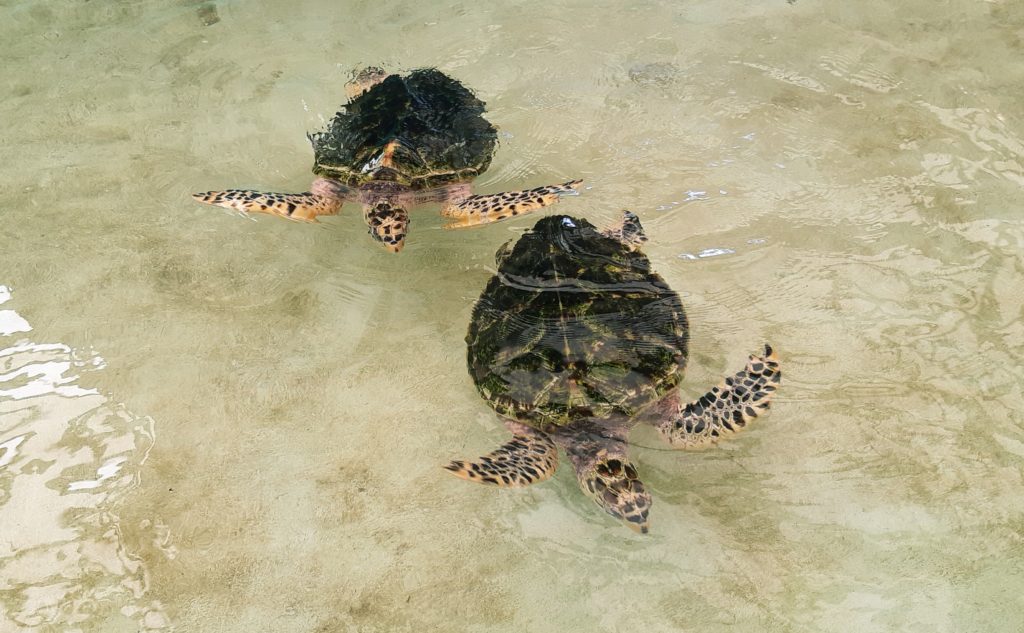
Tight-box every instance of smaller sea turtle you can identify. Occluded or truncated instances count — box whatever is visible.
[193,68,581,252]
[447,212,781,533]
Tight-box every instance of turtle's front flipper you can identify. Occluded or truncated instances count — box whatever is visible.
[345,66,388,99]
[444,429,558,487]
[656,345,781,449]
[363,200,410,253]
[601,210,648,250]
[440,179,583,229]
[192,190,341,223]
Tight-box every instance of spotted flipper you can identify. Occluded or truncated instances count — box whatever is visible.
[577,454,652,534]
[192,190,341,222]
[345,66,388,99]
[363,201,410,253]
[601,210,648,249]
[444,431,558,487]
[658,345,781,449]
[440,180,583,229]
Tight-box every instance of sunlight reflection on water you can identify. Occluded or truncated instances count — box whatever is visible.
[0,286,168,630]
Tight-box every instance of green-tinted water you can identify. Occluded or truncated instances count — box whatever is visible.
[2,0,1023,630]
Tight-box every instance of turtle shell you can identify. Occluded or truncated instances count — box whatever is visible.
[467,215,689,429]
[309,69,497,189]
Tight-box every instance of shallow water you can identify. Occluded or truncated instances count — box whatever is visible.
[2,0,1024,630]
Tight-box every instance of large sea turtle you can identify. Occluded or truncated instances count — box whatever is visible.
[193,68,581,252]
[446,212,781,533]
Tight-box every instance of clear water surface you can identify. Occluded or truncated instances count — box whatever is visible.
[2,0,1023,631]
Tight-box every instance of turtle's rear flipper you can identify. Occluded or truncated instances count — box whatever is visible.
[657,345,781,449]
[440,179,583,229]
[192,190,341,223]
[444,430,558,487]
[363,201,410,253]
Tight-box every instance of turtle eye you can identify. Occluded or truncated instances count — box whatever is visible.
[561,217,577,228]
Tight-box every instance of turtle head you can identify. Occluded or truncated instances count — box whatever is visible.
[579,455,652,534]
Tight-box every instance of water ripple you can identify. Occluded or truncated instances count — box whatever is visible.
[0,286,167,630]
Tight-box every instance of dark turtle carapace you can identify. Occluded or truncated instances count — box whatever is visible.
[446,212,781,533]
[193,68,581,252]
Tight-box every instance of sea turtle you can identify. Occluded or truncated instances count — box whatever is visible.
[193,68,582,252]
[446,212,781,533]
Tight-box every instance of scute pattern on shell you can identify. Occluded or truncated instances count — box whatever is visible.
[309,69,498,189]
[467,216,689,429]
